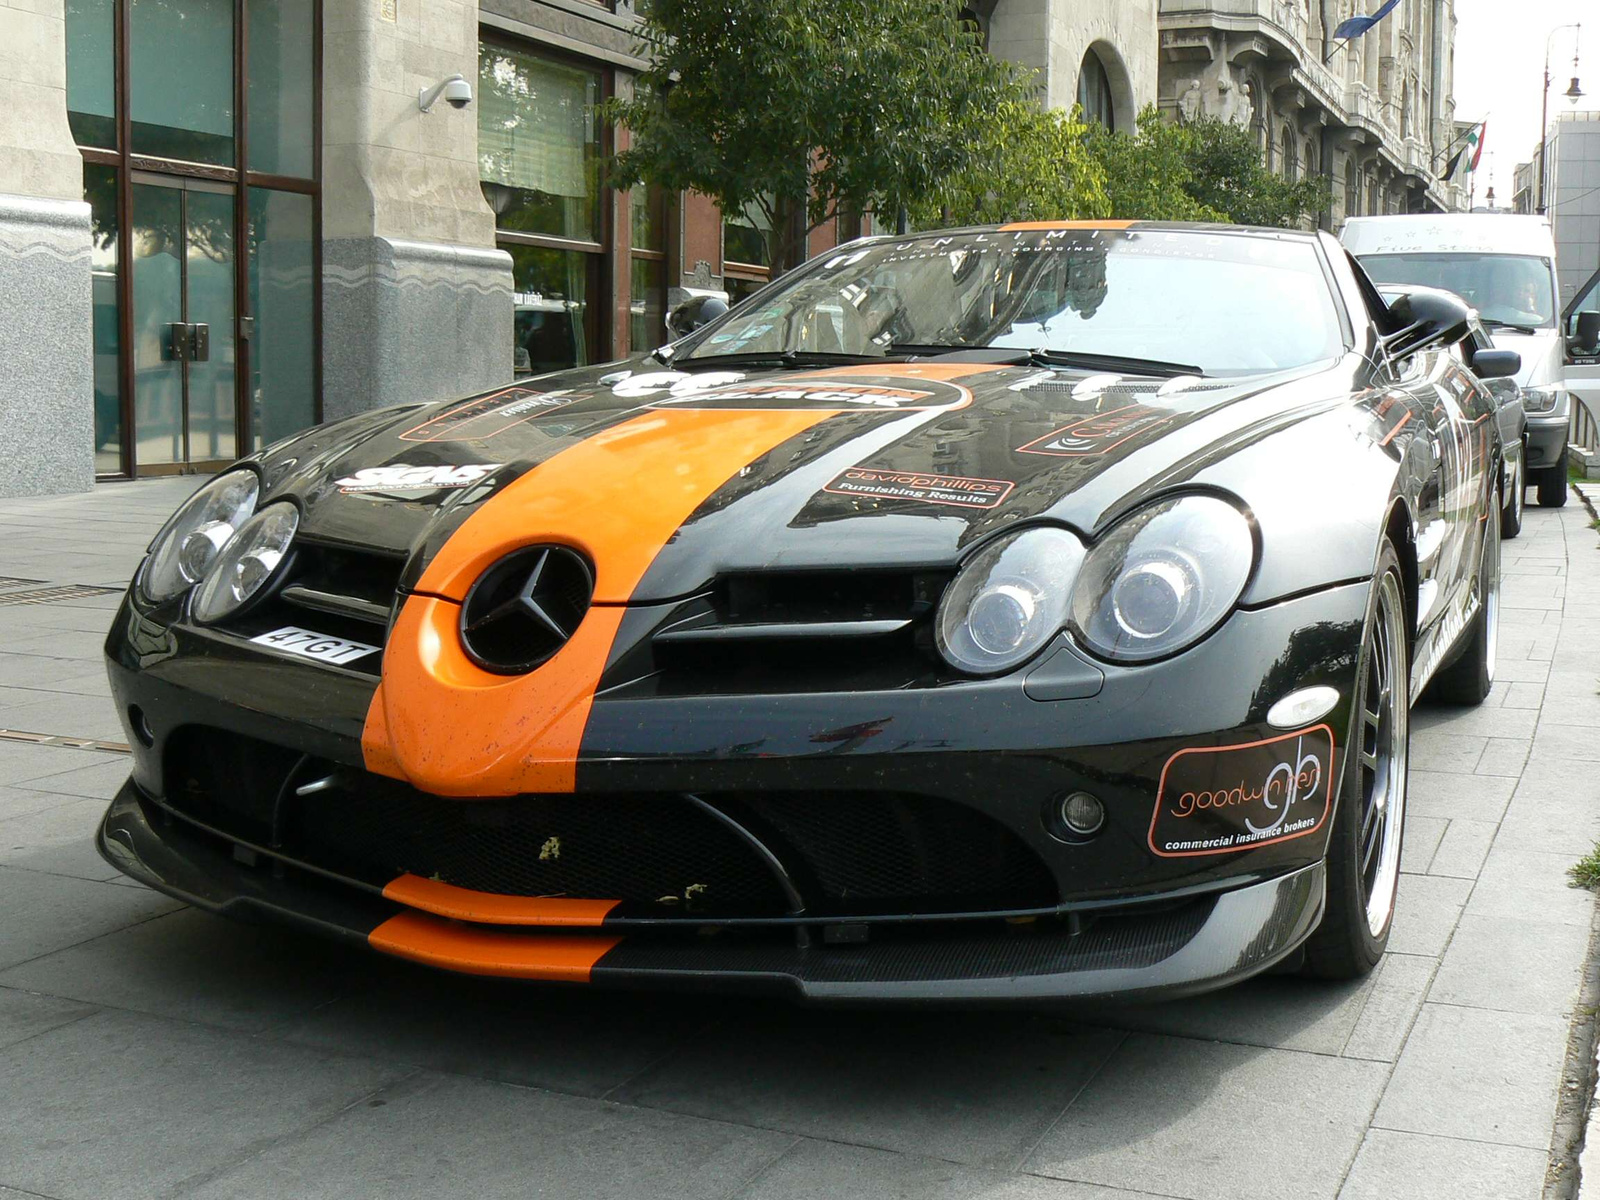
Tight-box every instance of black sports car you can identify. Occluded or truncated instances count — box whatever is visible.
[99,222,1517,1001]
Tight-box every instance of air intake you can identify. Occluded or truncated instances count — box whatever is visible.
[459,545,593,674]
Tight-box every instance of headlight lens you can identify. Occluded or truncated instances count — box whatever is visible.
[1523,386,1562,414]
[139,470,259,603]
[191,502,299,624]
[1071,495,1253,662]
[935,527,1086,676]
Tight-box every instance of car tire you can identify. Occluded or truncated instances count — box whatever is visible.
[1501,455,1524,539]
[1537,447,1569,508]
[1303,539,1408,981]
[1429,501,1500,706]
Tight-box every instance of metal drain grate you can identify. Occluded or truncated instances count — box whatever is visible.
[0,584,121,606]
[0,577,45,591]
[0,728,130,754]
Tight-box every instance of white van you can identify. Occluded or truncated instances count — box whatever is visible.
[1340,214,1570,507]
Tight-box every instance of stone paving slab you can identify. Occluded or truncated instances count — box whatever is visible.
[0,478,1592,1200]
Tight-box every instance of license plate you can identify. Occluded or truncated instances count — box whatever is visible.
[249,626,379,666]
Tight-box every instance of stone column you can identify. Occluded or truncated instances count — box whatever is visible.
[0,0,94,496]
[321,0,512,422]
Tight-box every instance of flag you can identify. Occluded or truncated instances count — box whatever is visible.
[1443,146,1466,178]
[1467,122,1486,171]
[1332,0,1401,41]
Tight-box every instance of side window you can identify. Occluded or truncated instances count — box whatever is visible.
[1567,268,1600,358]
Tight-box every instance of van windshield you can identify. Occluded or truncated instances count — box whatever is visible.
[1358,252,1556,329]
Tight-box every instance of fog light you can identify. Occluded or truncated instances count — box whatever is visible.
[1057,791,1105,839]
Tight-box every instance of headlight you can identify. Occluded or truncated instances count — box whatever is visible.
[936,527,1085,676]
[191,503,299,624]
[139,470,259,603]
[1071,494,1254,662]
[1523,386,1563,414]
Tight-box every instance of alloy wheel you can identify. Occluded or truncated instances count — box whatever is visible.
[1356,570,1408,938]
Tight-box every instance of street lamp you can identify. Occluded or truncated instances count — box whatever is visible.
[1537,23,1583,214]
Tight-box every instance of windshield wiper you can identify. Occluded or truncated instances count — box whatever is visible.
[887,344,1032,364]
[1481,319,1543,335]
[673,350,902,371]
[1028,348,1204,378]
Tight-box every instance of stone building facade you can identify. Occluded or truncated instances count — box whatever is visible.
[1157,0,1466,225]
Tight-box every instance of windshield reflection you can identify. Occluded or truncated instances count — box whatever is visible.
[682,228,1346,377]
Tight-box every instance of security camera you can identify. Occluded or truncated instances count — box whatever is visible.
[419,74,473,113]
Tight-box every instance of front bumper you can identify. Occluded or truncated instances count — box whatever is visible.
[1525,414,1568,469]
[98,778,1325,1002]
[99,577,1369,1000]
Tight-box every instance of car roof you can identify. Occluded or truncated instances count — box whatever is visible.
[1339,214,1556,258]
[850,220,1321,242]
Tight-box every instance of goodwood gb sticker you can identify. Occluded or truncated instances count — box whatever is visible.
[649,377,971,412]
[1149,725,1335,857]
[823,468,1014,509]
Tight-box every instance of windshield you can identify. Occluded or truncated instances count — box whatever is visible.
[1358,252,1556,329]
[682,228,1345,376]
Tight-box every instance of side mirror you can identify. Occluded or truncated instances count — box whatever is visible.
[1577,311,1600,353]
[1381,287,1472,361]
[665,295,729,342]
[1471,349,1521,380]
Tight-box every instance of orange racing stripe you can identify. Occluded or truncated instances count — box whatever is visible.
[361,361,1014,798]
[369,910,621,981]
[382,875,620,926]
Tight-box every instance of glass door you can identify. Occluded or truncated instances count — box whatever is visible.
[130,176,237,471]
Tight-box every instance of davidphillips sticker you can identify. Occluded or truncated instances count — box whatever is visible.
[334,463,501,494]
[1148,725,1335,857]
[823,467,1015,509]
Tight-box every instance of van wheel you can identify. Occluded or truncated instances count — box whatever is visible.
[1538,448,1569,507]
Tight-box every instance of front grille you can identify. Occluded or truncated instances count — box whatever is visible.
[162,728,1059,921]
[291,786,790,915]
[733,792,1057,912]
[215,539,405,670]
[627,569,955,694]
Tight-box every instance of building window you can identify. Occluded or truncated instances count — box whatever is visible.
[1282,126,1297,180]
[1076,49,1115,131]
[479,42,606,376]
[1345,164,1361,217]
[629,186,668,353]
[64,0,319,478]
[724,198,772,304]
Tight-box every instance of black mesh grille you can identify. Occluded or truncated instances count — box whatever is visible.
[161,729,1059,921]
[733,792,1058,912]
[288,786,789,915]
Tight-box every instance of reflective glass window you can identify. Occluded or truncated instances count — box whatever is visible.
[65,0,117,149]
[130,0,235,165]
[247,188,316,449]
[85,164,122,471]
[724,199,770,267]
[509,245,595,376]
[630,257,666,353]
[479,45,602,242]
[247,0,314,178]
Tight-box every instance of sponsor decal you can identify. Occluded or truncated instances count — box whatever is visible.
[1148,725,1335,857]
[335,464,501,493]
[250,626,380,666]
[823,467,1015,509]
[651,377,969,412]
[1017,403,1171,456]
[398,387,577,443]
[608,370,750,398]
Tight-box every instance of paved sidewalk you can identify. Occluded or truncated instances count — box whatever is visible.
[0,477,1595,1200]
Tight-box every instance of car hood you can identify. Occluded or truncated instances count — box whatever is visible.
[1487,329,1563,388]
[254,356,1353,603]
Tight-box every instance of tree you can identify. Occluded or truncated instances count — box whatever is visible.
[914,101,1109,228]
[603,0,1044,273]
[1084,107,1330,229]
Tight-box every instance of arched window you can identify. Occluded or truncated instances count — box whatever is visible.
[1345,164,1361,216]
[1077,49,1115,131]
[1282,126,1297,180]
